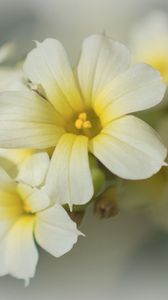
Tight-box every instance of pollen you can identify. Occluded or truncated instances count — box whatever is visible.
[78,112,87,121]
[75,119,83,129]
[75,112,92,130]
[83,120,92,129]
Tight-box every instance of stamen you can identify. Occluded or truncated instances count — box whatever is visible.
[78,112,87,121]
[75,119,83,129]
[75,112,92,130]
[83,121,92,129]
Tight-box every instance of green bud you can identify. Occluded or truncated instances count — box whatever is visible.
[89,154,106,196]
[91,167,106,196]
[89,153,99,169]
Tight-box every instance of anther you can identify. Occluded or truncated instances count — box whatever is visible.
[78,112,87,121]
[75,119,83,129]
[75,112,92,130]
[83,121,92,129]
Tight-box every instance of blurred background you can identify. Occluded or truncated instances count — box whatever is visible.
[1,0,168,299]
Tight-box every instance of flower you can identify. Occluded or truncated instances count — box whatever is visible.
[0,34,166,207]
[117,112,168,226]
[0,43,33,178]
[0,151,81,285]
[130,11,168,83]
[0,148,33,178]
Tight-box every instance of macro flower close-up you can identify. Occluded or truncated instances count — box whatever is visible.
[0,34,167,208]
[1,0,168,299]
[0,151,81,285]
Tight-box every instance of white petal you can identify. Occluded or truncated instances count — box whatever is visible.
[0,167,14,185]
[95,64,166,125]
[77,34,130,106]
[23,39,83,118]
[0,215,21,244]
[0,167,21,208]
[45,133,93,207]
[35,204,81,257]
[0,169,22,239]
[0,68,27,92]
[0,91,64,148]
[0,192,22,223]
[157,116,168,148]
[17,152,50,187]
[0,169,23,271]
[0,216,38,284]
[0,149,34,178]
[0,168,22,222]
[90,115,167,179]
[17,183,50,213]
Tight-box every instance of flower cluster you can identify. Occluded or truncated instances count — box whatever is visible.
[0,11,168,283]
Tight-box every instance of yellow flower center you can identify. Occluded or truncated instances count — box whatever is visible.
[75,112,92,130]
[66,110,102,139]
[16,184,34,215]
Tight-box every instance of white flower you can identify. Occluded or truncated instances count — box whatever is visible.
[0,151,81,285]
[0,148,33,178]
[0,35,166,208]
[0,43,34,180]
[130,11,168,83]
